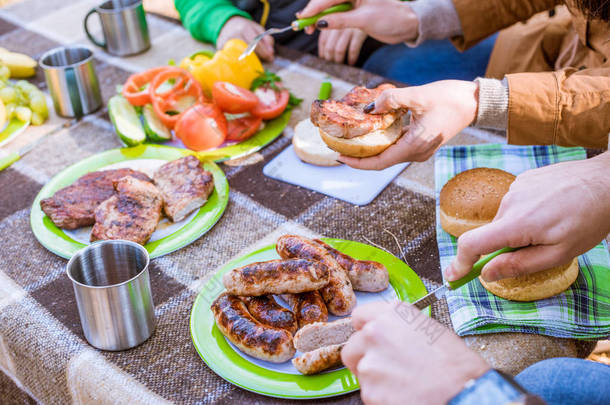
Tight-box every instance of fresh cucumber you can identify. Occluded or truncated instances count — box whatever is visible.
[108,95,146,146]
[142,104,171,142]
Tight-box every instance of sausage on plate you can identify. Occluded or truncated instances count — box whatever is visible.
[211,293,295,363]
[293,317,354,353]
[292,344,344,375]
[281,291,328,329]
[242,295,298,335]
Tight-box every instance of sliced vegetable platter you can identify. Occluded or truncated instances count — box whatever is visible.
[109,40,300,162]
[30,145,229,259]
[190,238,430,399]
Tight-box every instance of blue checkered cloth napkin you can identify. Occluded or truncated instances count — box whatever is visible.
[435,144,610,339]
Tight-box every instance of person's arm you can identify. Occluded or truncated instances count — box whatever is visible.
[450,0,562,50]
[174,0,251,44]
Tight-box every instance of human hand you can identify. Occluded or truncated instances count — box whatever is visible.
[342,300,490,405]
[318,28,367,65]
[298,0,418,44]
[217,16,274,61]
[339,80,479,170]
[445,152,610,282]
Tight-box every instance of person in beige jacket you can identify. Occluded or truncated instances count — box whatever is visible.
[300,0,609,170]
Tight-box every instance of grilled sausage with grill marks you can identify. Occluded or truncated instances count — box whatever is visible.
[292,344,344,375]
[211,293,295,363]
[276,235,356,316]
[281,291,328,329]
[314,239,389,292]
[242,296,298,335]
[222,259,329,296]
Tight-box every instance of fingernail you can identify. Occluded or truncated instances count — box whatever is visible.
[444,265,456,281]
[336,159,344,164]
[363,102,375,113]
[316,20,328,29]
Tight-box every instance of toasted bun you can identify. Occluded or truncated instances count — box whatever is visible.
[292,119,341,166]
[480,258,579,301]
[319,116,403,158]
[440,168,515,237]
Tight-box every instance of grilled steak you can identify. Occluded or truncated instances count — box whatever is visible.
[310,84,401,139]
[153,155,215,222]
[91,176,162,245]
[40,169,151,229]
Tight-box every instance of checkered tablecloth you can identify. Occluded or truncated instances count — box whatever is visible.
[435,144,610,339]
[0,1,602,403]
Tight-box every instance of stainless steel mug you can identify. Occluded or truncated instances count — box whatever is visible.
[84,0,150,56]
[66,240,156,351]
[39,46,102,117]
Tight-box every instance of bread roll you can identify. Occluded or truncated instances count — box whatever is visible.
[292,119,341,166]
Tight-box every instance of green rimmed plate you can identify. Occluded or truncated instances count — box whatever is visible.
[161,110,291,162]
[30,144,229,259]
[190,238,429,399]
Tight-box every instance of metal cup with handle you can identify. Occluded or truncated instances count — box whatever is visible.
[66,240,156,351]
[39,46,102,117]
[84,0,150,56]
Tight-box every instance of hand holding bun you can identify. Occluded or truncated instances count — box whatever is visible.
[444,154,610,298]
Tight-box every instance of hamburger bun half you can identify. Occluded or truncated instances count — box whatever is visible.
[440,168,515,237]
[292,119,341,166]
[479,258,579,301]
[319,115,404,158]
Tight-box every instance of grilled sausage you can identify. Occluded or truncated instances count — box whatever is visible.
[292,344,344,375]
[276,235,356,316]
[281,291,328,328]
[314,239,389,292]
[211,293,295,363]
[242,296,298,335]
[293,318,354,353]
[222,259,329,296]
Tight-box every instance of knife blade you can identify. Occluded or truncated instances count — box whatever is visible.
[412,247,518,310]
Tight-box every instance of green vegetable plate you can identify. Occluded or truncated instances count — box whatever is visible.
[30,144,229,259]
[190,238,429,399]
[0,117,29,147]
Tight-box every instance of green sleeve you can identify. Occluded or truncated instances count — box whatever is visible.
[174,0,252,45]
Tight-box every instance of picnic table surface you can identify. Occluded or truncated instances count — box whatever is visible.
[0,1,600,403]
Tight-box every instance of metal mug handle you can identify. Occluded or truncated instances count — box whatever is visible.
[83,8,106,49]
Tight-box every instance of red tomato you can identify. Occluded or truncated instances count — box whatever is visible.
[212,81,258,113]
[251,88,290,120]
[227,116,263,142]
[175,104,227,151]
[122,67,168,106]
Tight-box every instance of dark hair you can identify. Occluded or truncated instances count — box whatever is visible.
[576,0,610,22]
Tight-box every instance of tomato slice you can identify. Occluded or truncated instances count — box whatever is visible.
[251,88,290,120]
[212,81,258,114]
[149,67,206,129]
[226,115,263,142]
[175,103,227,151]
[122,67,168,106]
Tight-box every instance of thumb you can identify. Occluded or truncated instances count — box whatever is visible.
[480,244,573,282]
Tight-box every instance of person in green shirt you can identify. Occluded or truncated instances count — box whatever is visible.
[174,0,383,65]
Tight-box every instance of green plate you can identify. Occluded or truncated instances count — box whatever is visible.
[30,144,229,259]
[190,238,429,399]
[0,118,29,147]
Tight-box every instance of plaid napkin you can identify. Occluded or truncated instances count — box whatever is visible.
[435,144,610,339]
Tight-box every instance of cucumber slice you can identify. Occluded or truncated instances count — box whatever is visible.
[108,95,146,147]
[142,104,171,142]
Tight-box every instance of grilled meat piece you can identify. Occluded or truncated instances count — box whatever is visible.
[40,169,151,229]
[153,155,215,222]
[310,84,401,139]
[91,176,162,245]
[292,344,344,375]
[281,291,328,329]
[241,296,298,335]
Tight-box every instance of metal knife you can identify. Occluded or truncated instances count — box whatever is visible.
[413,247,518,310]
[0,119,76,171]
[239,3,353,60]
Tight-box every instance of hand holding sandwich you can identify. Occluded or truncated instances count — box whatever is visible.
[445,152,610,283]
[339,80,479,170]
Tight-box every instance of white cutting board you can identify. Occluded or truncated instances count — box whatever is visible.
[263,145,409,206]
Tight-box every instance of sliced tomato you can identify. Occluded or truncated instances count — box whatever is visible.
[251,87,290,120]
[226,115,263,142]
[122,67,168,106]
[212,81,258,114]
[175,103,227,151]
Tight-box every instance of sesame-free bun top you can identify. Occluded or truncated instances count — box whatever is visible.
[440,168,515,237]
[479,257,579,301]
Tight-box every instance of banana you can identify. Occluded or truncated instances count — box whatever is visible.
[0,52,37,78]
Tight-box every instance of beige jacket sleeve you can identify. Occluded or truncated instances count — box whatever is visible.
[507,68,610,148]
